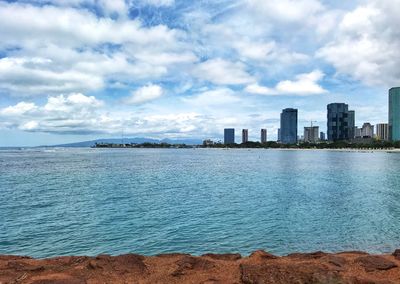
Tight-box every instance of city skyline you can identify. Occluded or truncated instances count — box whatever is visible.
[223,87,399,143]
[0,0,399,146]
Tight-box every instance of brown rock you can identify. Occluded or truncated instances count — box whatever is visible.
[355,256,397,272]
[287,251,327,259]
[172,256,215,277]
[240,263,342,284]
[249,250,278,260]
[112,254,148,274]
[202,253,242,261]
[392,249,400,260]
[31,278,85,284]
[322,255,348,268]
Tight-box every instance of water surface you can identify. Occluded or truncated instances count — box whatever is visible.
[1,148,400,258]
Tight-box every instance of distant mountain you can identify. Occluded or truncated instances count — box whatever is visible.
[48,137,203,147]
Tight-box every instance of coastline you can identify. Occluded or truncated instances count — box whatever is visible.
[2,250,400,283]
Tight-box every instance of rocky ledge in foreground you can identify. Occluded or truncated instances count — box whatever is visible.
[2,250,400,284]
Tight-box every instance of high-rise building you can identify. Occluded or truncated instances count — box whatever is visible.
[277,128,281,142]
[242,129,249,143]
[224,128,235,144]
[376,123,389,141]
[348,110,356,139]
[280,108,298,144]
[327,103,350,141]
[320,132,326,141]
[355,127,362,138]
[304,126,319,143]
[389,87,400,141]
[361,123,374,138]
[261,129,267,143]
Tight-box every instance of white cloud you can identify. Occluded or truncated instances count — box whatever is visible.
[0,57,104,94]
[245,70,327,96]
[124,84,164,104]
[182,88,241,106]
[0,102,37,116]
[98,0,128,17]
[140,0,174,7]
[0,2,177,48]
[245,0,324,24]
[317,0,400,87]
[193,58,255,85]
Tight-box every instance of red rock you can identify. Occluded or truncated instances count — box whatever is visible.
[240,263,342,284]
[202,253,242,261]
[355,256,397,272]
[249,250,278,260]
[287,251,327,259]
[172,256,215,277]
[392,249,400,260]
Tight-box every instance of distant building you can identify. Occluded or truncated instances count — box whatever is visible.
[242,129,249,143]
[224,128,235,144]
[280,108,298,144]
[202,139,215,146]
[304,126,319,143]
[327,103,350,141]
[261,129,267,143]
[361,123,374,138]
[320,132,326,141]
[355,127,362,138]
[376,123,389,141]
[389,87,400,141]
[348,110,356,139]
[277,128,281,142]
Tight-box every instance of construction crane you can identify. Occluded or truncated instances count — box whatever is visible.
[310,120,317,128]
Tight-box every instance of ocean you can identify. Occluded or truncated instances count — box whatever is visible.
[1,148,400,258]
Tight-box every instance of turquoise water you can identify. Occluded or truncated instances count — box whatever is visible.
[1,148,400,258]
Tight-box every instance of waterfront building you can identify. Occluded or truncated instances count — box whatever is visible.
[376,123,389,141]
[224,128,235,144]
[304,126,319,143]
[242,129,249,143]
[320,132,326,141]
[361,123,374,138]
[277,128,281,142]
[327,103,350,141]
[348,110,356,139]
[261,129,267,143]
[280,108,298,144]
[355,127,362,138]
[389,87,400,141]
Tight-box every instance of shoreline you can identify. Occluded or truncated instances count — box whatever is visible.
[2,250,400,283]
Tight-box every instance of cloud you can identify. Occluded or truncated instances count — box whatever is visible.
[245,0,324,24]
[0,102,37,116]
[0,2,177,48]
[0,1,189,95]
[124,84,164,104]
[245,70,327,96]
[193,58,255,85]
[0,93,104,134]
[0,57,104,95]
[182,88,242,106]
[140,0,175,7]
[317,0,400,87]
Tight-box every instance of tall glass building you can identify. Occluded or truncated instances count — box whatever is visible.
[348,110,355,139]
[280,108,298,144]
[327,103,350,141]
[389,87,400,141]
[224,128,235,144]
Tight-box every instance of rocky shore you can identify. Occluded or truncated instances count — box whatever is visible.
[2,250,400,283]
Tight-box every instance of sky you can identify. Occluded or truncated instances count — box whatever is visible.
[0,0,399,146]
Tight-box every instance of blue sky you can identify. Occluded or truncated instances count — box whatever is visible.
[0,0,398,146]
